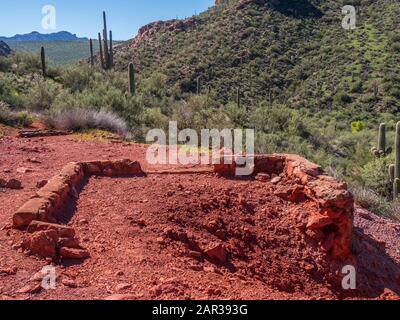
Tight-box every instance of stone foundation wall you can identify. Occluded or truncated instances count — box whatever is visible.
[13,159,144,261]
[214,154,354,259]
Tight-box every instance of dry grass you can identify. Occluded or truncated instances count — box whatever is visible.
[351,185,400,220]
[44,109,132,139]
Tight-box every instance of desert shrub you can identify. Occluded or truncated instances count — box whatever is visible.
[351,121,364,133]
[225,101,248,126]
[24,79,60,111]
[171,95,231,131]
[44,108,131,139]
[358,157,390,197]
[0,56,12,72]
[334,91,352,105]
[142,107,169,134]
[61,66,93,92]
[351,185,400,220]
[11,52,42,74]
[0,103,33,127]
[0,74,23,107]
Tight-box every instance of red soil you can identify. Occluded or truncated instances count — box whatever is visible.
[0,127,399,300]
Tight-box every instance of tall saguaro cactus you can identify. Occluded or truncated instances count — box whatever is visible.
[98,33,105,69]
[128,63,136,95]
[372,123,387,157]
[389,122,400,199]
[89,39,94,68]
[109,30,114,68]
[40,46,46,77]
[395,122,400,186]
[197,76,201,95]
[378,123,386,155]
[236,87,241,109]
[94,11,113,70]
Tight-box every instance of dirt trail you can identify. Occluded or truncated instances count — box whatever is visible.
[0,128,399,300]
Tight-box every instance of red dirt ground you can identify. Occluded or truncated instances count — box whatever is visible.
[1,126,400,300]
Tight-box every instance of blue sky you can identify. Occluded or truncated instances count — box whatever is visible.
[1,0,215,40]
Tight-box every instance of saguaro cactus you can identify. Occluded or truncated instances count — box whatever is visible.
[395,122,400,185]
[236,87,241,109]
[40,46,46,77]
[109,30,114,68]
[98,33,105,69]
[394,178,400,199]
[89,39,94,68]
[197,76,201,95]
[128,63,136,95]
[372,123,388,157]
[389,164,395,183]
[378,123,386,154]
[96,11,113,70]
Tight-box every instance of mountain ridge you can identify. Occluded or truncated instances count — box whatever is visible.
[0,31,88,42]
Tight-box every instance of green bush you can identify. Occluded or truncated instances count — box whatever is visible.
[358,157,390,197]
[0,103,33,127]
[351,121,364,133]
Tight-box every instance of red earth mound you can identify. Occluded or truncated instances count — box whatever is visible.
[0,127,399,300]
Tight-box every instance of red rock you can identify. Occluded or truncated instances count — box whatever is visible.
[36,180,48,189]
[85,161,103,175]
[59,162,85,185]
[59,247,90,260]
[22,230,58,258]
[0,267,18,275]
[379,288,400,300]
[104,294,137,300]
[271,176,282,184]
[205,243,228,263]
[17,283,42,294]
[79,219,89,225]
[203,266,216,273]
[16,167,32,174]
[0,178,7,188]
[27,158,41,164]
[6,179,23,190]
[58,237,81,249]
[115,283,132,292]
[256,173,270,182]
[188,251,203,259]
[27,221,75,239]
[62,279,78,288]
[13,197,52,229]
[307,214,333,230]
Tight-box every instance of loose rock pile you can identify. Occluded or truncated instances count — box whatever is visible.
[0,178,23,190]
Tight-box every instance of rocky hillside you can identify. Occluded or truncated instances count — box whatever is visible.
[0,41,12,56]
[113,0,400,111]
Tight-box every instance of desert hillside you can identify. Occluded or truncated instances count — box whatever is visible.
[115,0,400,111]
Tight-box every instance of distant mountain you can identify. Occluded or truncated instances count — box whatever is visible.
[0,31,87,42]
[0,40,12,56]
